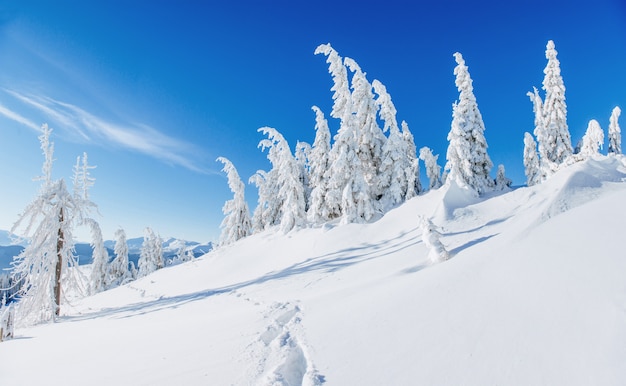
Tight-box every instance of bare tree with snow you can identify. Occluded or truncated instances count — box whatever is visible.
[217,157,252,245]
[579,119,604,158]
[445,52,494,194]
[608,106,621,154]
[523,132,542,186]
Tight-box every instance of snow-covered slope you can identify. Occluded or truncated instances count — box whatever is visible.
[1,157,626,385]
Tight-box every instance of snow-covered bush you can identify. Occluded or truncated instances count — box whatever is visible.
[419,216,449,264]
[608,106,621,155]
[578,119,604,158]
[0,302,14,341]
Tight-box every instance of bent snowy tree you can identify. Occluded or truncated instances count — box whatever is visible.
[11,125,92,324]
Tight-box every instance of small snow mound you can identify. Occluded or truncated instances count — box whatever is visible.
[433,178,479,221]
[541,157,626,221]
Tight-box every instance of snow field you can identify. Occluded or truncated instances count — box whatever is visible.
[1,157,626,385]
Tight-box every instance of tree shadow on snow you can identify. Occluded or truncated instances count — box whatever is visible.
[449,234,498,256]
[62,228,425,322]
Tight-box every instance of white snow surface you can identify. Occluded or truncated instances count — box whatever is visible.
[2,156,626,385]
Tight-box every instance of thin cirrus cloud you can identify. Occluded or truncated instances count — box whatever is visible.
[1,89,208,174]
[0,102,40,132]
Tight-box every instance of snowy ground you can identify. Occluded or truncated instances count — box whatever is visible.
[2,156,626,385]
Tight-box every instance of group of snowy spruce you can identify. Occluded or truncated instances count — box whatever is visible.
[217,41,621,246]
[0,40,622,335]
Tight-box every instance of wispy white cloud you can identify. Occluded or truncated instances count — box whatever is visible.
[3,89,209,173]
[0,102,41,132]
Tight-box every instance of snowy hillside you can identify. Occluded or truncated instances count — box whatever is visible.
[1,156,626,385]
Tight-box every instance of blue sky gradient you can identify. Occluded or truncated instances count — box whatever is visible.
[0,0,624,242]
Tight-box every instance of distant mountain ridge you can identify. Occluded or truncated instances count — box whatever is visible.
[0,233,213,272]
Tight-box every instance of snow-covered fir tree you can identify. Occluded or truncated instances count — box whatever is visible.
[579,119,604,158]
[345,58,385,204]
[257,127,306,233]
[402,121,421,200]
[523,132,542,186]
[71,152,109,294]
[138,227,164,278]
[374,79,410,209]
[10,125,86,324]
[307,106,332,223]
[325,117,374,224]
[419,216,448,264]
[315,43,351,222]
[86,218,109,294]
[530,40,573,168]
[316,43,378,224]
[608,106,621,154]
[494,164,512,190]
[217,157,252,245]
[0,301,14,341]
[109,228,133,286]
[419,147,442,190]
[249,169,275,232]
[295,141,312,212]
[315,43,352,124]
[445,52,493,194]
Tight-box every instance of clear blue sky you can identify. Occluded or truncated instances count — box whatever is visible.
[0,0,624,243]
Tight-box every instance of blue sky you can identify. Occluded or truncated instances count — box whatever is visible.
[0,0,624,243]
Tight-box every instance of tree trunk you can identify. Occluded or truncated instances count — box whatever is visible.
[54,207,64,317]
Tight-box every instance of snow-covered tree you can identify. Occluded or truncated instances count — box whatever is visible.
[315,43,352,124]
[0,302,14,341]
[402,121,421,200]
[249,170,275,232]
[138,227,164,278]
[257,127,306,233]
[86,218,109,294]
[346,58,385,200]
[419,216,448,264]
[70,152,109,294]
[109,228,132,286]
[527,87,549,169]
[307,106,332,223]
[523,132,542,186]
[374,79,409,208]
[445,52,493,194]
[608,106,621,154]
[169,243,194,266]
[295,141,312,211]
[316,44,377,224]
[217,157,252,245]
[494,164,512,190]
[419,147,442,190]
[10,125,86,323]
[529,40,573,168]
[579,119,604,158]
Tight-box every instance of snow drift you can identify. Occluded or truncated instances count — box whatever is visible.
[1,157,626,385]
